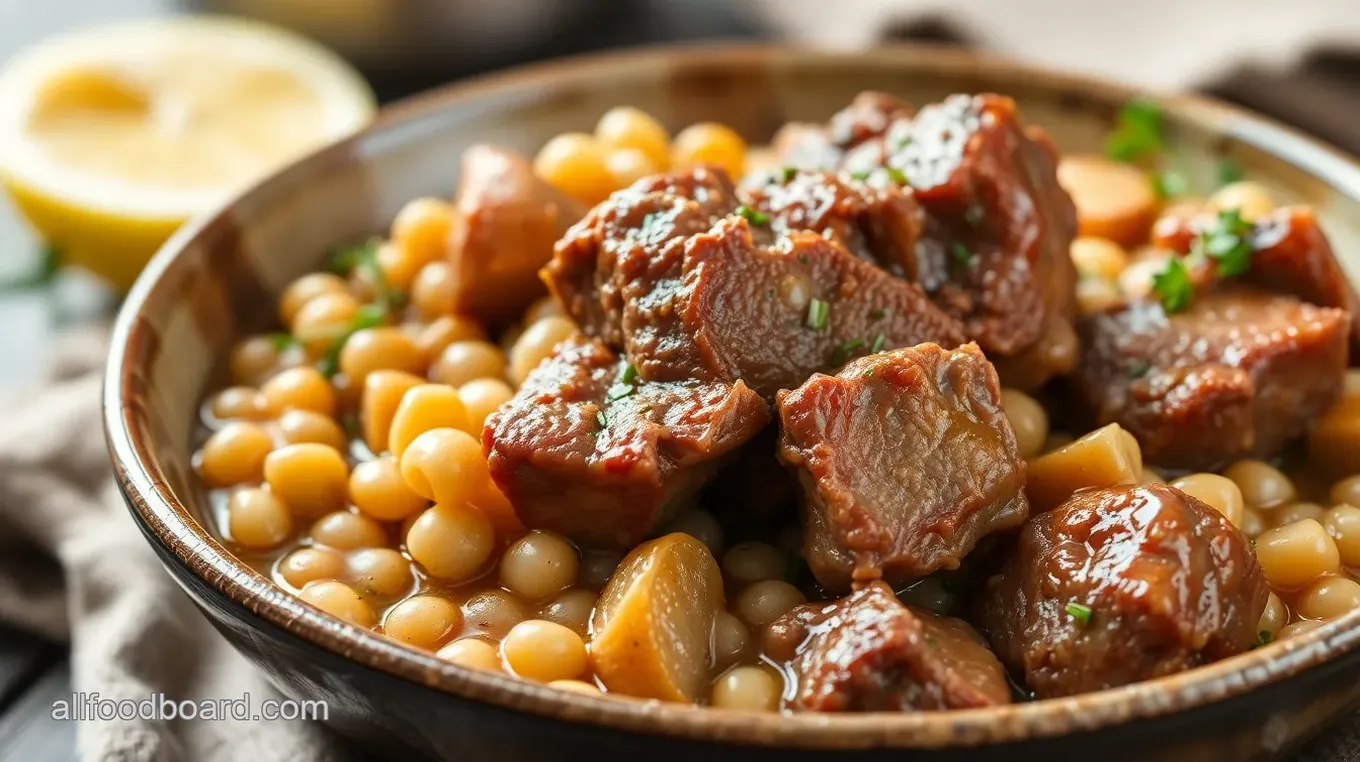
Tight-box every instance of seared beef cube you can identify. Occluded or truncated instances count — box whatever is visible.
[765,581,1010,711]
[1074,286,1348,470]
[980,483,1268,699]
[545,168,738,345]
[742,170,924,279]
[867,95,1078,373]
[776,342,1028,590]
[772,91,914,171]
[448,145,584,323]
[630,218,967,398]
[484,336,768,549]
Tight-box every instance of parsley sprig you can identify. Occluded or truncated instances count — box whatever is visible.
[1192,208,1255,277]
[1151,258,1193,313]
[1066,602,1093,626]
[1105,100,1164,163]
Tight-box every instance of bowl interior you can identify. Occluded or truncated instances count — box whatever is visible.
[108,44,1360,749]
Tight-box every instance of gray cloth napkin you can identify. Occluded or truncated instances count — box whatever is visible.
[0,329,349,762]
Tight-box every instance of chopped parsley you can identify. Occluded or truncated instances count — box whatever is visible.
[1192,207,1255,277]
[806,298,830,331]
[1065,602,1093,626]
[831,339,864,365]
[596,410,607,427]
[1127,359,1151,379]
[1151,257,1193,313]
[951,242,976,269]
[268,332,299,351]
[869,308,887,321]
[883,166,909,185]
[1254,630,1273,648]
[328,236,402,310]
[736,205,770,226]
[1105,99,1164,163]
[607,385,636,402]
[1218,159,1245,187]
[316,303,388,377]
[1151,168,1190,200]
[780,166,798,183]
[869,334,886,354]
[620,363,638,385]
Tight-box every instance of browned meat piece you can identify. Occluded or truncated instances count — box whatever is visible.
[776,343,1028,590]
[771,122,842,172]
[483,336,768,549]
[1073,285,1347,470]
[979,483,1268,699]
[1152,206,1360,361]
[765,581,1010,711]
[448,145,585,324]
[856,94,1079,380]
[631,218,967,398]
[741,169,924,278]
[545,167,738,345]
[771,91,914,171]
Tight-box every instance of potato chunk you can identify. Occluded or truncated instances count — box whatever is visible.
[589,533,724,701]
[1026,423,1142,512]
[1057,155,1157,247]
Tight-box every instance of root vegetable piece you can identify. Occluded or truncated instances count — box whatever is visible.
[589,533,724,701]
[1057,155,1158,246]
[1026,423,1142,513]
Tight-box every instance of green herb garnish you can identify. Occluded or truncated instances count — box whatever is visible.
[1066,602,1093,626]
[1152,169,1190,200]
[1151,257,1193,313]
[1254,630,1273,648]
[951,242,976,268]
[806,298,830,331]
[883,166,908,185]
[328,236,403,310]
[869,334,886,354]
[620,364,638,385]
[848,170,872,182]
[798,254,810,265]
[1127,359,1151,379]
[1105,99,1164,163]
[1218,159,1245,187]
[268,333,300,351]
[831,339,864,365]
[316,303,388,377]
[596,411,607,427]
[780,166,798,183]
[736,205,770,226]
[1193,207,1255,277]
[869,308,887,321]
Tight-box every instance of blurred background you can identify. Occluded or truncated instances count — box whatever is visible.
[0,1,1357,759]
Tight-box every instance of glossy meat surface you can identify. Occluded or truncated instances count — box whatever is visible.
[483,336,768,549]
[980,483,1268,699]
[1074,285,1348,470]
[776,343,1028,590]
[766,581,1010,711]
[449,145,584,323]
[771,91,913,171]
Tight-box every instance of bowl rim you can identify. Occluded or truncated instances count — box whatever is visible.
[104,41,1360,749]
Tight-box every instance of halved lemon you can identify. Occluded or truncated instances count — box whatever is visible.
[0,16,376,288]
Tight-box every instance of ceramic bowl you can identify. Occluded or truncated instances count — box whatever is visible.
[105,44,1360,761]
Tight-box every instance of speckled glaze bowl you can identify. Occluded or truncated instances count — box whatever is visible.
[105,45,1360,761]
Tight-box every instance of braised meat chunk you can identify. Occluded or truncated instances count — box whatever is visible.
[771,91,914,171]
[766,581,1010,711]
[776,342,1028,590]
[447,145,585,323]
[483,336,768,549]
[980,483,1268,699]
[1074,285,1348,470]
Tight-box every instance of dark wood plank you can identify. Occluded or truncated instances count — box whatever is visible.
[0,661,75,762]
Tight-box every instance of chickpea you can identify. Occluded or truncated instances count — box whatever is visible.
[310,511,388,550]
[406,503,495,581]
[1070,237,1129,281]
[1325,504,1360,567]
[539,588,597,637]
[534,133,615,205]
[671,123,746,178]
[430,340,507,387]
[1278,620,1323,639]
[605,147,659,189]
[1330,476,1360,508]
[659,509,723,556]
[548,680,601,695]
[198,422,273,487]
[361,369,424,454]
[711,666,781,711]
[578,551,622,590]
[459,379,515,432]
[349,456,427,522]
[1258,592,1287,639]
[712,611,749,665]
[298,580,374,627]
[524,295,562,325]
[462,590,529,639]
[735,580,806,628]
[273,409,347,450]
[277,546,345,589]
[501,620,588,682]
[345,547,413,597]
[411,261,458,320]
[399,427,491,507]
[500,531,580,601]
[260,366,336,417]
[1224,460,1296,509]
[227,488,292,549]
[229,335,282,386]
[339,327,424,387]
[499,321,524,354]
[263,443,348,517]
[1297,576,1360,621]
[722,542,784,587]
[1076,277,1123,314]
[1254,519,1341,589]
[1207,181,1274,222]
[1274,502,1326,528]
[209,386,272,421]
[391,197,456,274]
[595,106,670,169]
[292,291,361,354]
[372,241,419,293]
[470,479,526,539]
[280,272,349,329]
[1001,389,1049,459]
[414,314,488,364]
[508,317,577,384]
[1170,473,1245,529]
[437,638,502,672]
[389,384,470,458]
[384,594,461,650]
[1240,507,1267,538]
